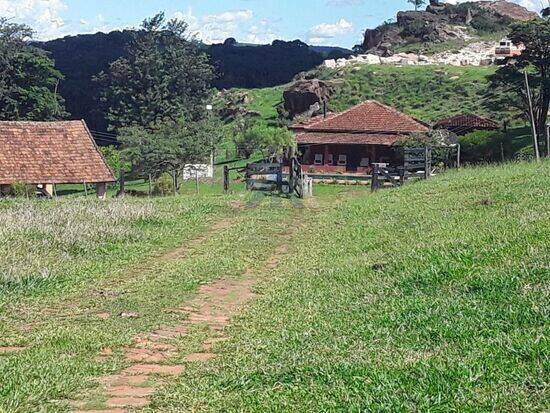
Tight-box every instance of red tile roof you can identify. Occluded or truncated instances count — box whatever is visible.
[291,101,429,134]
[434,114,500,131]
[296,132,404,146]
[0,120,116,185]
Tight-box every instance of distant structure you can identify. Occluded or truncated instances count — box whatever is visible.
[0,120,115,198]
[495,38,524,57]
[434,114,500,135]
[290,100,429,174]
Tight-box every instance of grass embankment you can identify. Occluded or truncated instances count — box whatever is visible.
[245,65,501,125]
[149,161,549,411]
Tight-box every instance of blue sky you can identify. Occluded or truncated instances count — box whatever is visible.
[0,0,541,46]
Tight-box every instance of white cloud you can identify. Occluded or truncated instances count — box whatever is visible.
[0,0,68,39]
[175,8,258,44]
[308,18,354,45]
[246,19,279,44]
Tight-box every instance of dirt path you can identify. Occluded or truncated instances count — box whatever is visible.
[69,213,298,412]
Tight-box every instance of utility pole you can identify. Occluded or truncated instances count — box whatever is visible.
[524,71,541,161]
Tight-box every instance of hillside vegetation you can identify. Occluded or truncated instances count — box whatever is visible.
[246,64,506,124]
[151,161,549,411]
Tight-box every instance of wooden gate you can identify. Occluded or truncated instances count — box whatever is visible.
[223,158,309,198]
[289,157,304,198]
[245,162,283,192]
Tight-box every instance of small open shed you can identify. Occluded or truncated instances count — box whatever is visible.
[0,120,115,198]
[434,114,500,136]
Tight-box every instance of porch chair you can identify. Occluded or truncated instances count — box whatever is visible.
[337,155,347,167]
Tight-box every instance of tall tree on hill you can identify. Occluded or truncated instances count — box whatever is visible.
[486,18,550,157]
[0,18,65,121]
[407,0,426,11]
[96,13,214,131]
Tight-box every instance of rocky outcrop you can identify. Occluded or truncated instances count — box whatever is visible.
[477,1,539,21]
[283,79,335,118]
[323,42,498,68]
[360,0,537,55]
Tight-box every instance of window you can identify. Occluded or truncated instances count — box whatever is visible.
[327,154,334,165]
[314,154,323,165]
[337,155,347,166]
[360,157,370,167]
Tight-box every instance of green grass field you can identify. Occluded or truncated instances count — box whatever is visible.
[244,65,507,125]
[0,161,548,412]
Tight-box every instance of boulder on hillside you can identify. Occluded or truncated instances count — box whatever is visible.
[283,79,335,118]
[477,1,539,21]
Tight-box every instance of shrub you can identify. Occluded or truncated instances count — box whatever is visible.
[11,182,34,198]
[152,173,175,196]
[459,130,506,163]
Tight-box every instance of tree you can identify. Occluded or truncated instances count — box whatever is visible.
[408,0,426,11]
[0,18,65,120]
[234,124,295,159]
[96,13,215,131]
[486,19,550,156]
[119,116,224,179]
[99,145,132,175]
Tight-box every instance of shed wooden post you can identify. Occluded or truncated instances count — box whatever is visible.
[96,182,107,199]
[44,184,54,198]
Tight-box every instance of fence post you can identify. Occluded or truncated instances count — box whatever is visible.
[195,169,200,195]
[371,164,379,192]
[223,166,229,193]
[424,147,430,180]
[277,167,283,193]
[119,169,125,195]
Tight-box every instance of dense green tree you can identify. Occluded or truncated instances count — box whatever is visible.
[96,13,215,131]
[234,124,295,159]
[119,116,224,178]
[0,18,65,120]
[486,19,549,156]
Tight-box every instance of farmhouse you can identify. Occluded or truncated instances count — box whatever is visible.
[290,100,429,174]
[0,120,115,198]
[434,114,500,136]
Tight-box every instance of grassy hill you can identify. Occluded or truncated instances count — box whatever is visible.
[244,65,509,125]
[1,161,547,411]
[150,160,549,411]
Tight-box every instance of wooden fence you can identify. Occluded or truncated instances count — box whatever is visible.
[371,147,432,192]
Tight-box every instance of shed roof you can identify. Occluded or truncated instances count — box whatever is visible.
[434,114,500,132]
[291,100,429,134]
[0,120,115,185]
